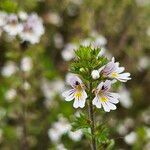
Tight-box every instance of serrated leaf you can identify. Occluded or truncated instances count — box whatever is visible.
[71,113,91,131]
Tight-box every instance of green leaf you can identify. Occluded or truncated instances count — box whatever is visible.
[82,128,92,139]
[71,113,91,131]
[0,0,18,13]
[106,139,115,150]
[96,123,109,144]
[70,46,108,81]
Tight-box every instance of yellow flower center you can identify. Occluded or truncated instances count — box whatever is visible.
[99,94,108,102]
[74,91,82,99]
[111,72,118,78]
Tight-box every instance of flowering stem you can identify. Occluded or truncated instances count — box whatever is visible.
[88,82,97,150]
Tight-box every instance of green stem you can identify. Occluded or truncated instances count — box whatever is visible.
[88,82,97,150]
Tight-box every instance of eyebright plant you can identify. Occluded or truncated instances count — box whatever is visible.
[62,46,131,150]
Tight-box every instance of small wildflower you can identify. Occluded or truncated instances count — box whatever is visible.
[20,57,33,72]
[62,74,87,108]
[48,116,71,142]
[91,70,100,79]
[1,61,17,77]
[5,88,16,102]
[3,14,23,37]
[92,80,120,112]
[99,57,131,82]
[119,86,132,109]
[68,129,83,141]
[19,13,44,44]
[18,11,28,21]
[61,43,77,61]
[124,131,137,145]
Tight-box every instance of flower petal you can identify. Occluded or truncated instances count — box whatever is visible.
[117,73,131,82]
[73,99,79,108]
[73,90,87,108]
[66,73,82,88]
[101,80,112,92]
[62,89,75,101]
[107,92,120,104]
[107,102,117,110]
[116,67,125,73]
[101,102,110,112]
[92,96,102,108]
[78,98,86,108]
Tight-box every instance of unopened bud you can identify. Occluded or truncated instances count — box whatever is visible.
[91,70,100,79]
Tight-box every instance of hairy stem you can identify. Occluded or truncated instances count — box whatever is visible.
[88,82,97,150]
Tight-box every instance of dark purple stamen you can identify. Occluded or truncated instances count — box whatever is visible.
[101,85,105,90]
[75,81,79,85]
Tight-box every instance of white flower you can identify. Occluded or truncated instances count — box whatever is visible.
[54,33,64,48]
[137,56,149,71]
[68,129,83,141]
[47,12,62,26]
[119,86,132,108]
[97,47,106,57]
[41,79,55,100]
[124,131,137,145]
[91,70,100,79]
[3,14,23,37]
[1,61,17,77]
[92,80,120,112]
[19,13,44,44]
[22,82,31,90]
[56,144,67,150]
[81,38,91,47]
[91,35,107,48]
[53,117,71,135]
[18,11,28,21]
[62,74,87,108]
[0,11,7,27]
[20,56,32,72]
[5,89,16,102]
[48,128,61,142]
[41,79,65,100]
[99,57,131,82]
[61,43,77,61]
[48,116,71,142]
[117,124,128,135]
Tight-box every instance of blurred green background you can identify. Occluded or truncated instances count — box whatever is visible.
[0,0,150,149]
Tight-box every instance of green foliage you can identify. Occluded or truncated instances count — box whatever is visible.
[96,123,109,144]
[70,46,107,81]
[71,113,91,131]
[0,0,18,12]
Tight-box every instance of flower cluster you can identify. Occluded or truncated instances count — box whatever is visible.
[0,11,44,44]
[62,56,131,112]
[48,115,83,143]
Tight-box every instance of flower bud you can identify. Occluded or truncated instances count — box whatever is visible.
[91,70,100,79]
